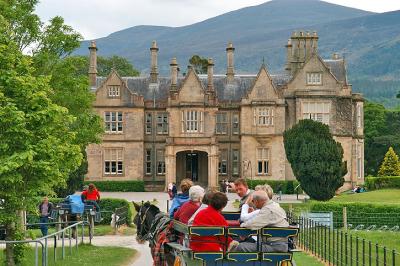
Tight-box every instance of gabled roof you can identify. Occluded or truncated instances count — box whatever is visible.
[323,59,347,83]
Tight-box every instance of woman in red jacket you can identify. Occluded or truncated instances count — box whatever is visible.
[81,183,101,212]
[190,192,237,252]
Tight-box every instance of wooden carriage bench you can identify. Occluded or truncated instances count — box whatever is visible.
[167,218,299,266]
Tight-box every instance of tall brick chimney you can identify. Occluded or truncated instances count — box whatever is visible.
[88,40,98,88]
[150,41,159,83]
[226,42,235,83]
[207,58,214,91]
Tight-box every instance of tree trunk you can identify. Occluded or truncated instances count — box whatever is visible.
[5,222,16,266]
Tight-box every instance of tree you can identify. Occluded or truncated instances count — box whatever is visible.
[97,55,139,76]
[378,147,400,176]
[189,55,208,74]
[364,101,400,175]
[0,17,82,265]
[283,119,346,201]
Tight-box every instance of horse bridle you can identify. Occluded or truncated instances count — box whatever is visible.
[137,203,151,241]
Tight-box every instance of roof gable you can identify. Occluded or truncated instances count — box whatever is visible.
[246,65,279,101]
[177,68,206,103]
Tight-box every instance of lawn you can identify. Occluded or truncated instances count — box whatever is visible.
[330,189,400,204]
[0,244,136,266]
[293,252,324,266]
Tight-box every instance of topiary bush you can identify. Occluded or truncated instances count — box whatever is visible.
[365,176,400,190]
[283,119,346,201]
[83,180,145,192]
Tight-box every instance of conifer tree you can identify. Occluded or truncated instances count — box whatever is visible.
[378,147,400,176]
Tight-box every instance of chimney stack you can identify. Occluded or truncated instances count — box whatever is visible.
[170,57,178,91]
[289,30,319,75]
[285,39,292,71]
[226,42,235,83]
[88,40,98,88]
[150,41,159,83]
[207,58,214,91]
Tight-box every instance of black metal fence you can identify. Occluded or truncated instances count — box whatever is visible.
[294,216,399,266]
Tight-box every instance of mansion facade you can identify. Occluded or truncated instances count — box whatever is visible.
[86,31,364,191]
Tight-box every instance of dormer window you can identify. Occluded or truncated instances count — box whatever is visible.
[108,85,120,98]
[306,72,322,85]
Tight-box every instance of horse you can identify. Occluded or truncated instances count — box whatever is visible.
[133,201,176,266]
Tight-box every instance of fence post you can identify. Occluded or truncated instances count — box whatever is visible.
[113,208,117,234]
[343,207,348,231]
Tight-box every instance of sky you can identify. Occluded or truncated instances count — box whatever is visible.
[35,0,400,40]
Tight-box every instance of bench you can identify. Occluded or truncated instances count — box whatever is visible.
[167,220,299,265]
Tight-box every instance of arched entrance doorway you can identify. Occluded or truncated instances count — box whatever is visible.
[176,150,208,187]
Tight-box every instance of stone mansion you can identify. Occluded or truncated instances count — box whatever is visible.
[85,31,364,191]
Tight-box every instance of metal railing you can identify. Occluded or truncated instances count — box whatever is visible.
[112,206,129,233]
[0,221,91,266]
[293,216,399,266]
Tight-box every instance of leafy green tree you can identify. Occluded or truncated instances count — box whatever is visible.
[189,55,208,74]
[98,55,139,76]
[0,17,82,265]
[378,147,400,176]
[283,119,346,201]
[364,101,400,175]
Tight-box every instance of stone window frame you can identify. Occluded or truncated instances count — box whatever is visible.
[107,85,120,98]
[145,149,152,175]
[103,148,124,176]
[181,110,203,133]
[156,149,166,175]
[232,149,240,176]
[356,142,363,179]
[104,111,123,133]
[302,101,331,125]
[216,112,228,134]
[156,112,169,135]
[356,104,363,128]
[254,107,274,126]
[232,113,240,135]
[145,113,152,135]
[306,72,323,85]
[257,147,270,176]
[218,149,228,175]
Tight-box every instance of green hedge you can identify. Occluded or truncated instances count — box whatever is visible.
[246,179,302,194]
[365,176,400,190]
[84,181,145,192]
[310,202,400,228]
[29,197,132,226]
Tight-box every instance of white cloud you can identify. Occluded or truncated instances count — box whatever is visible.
[35,0,400,39]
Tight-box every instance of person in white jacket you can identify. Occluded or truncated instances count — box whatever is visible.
[234,190,289,253]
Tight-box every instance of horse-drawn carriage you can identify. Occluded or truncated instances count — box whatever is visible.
[134,203,299,266]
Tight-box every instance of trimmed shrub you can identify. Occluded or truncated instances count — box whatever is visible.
[310,202,400,228]
[83,180,145,192]
[365,176,400,190]
[246,179,302,194]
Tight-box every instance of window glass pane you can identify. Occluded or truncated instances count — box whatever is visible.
[258,161,263,174]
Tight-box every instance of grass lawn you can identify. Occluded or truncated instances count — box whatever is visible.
[0,244,135,266]
[345,230,400,252]
[293,252,324,265]
[330,189,400,204]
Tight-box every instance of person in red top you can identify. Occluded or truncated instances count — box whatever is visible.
[174,185,204,224]
[81,183,101,212]
[190,192,238,252]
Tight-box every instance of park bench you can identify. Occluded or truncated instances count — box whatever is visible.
[167,215,299,266]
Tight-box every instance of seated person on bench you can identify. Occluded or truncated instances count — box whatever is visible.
[174,185,204,224]
[191,192,238,252]
[81,183,101,213]
[240,184,274,223]
[233,190,289,253]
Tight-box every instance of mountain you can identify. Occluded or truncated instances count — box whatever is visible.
[74,0,400,108]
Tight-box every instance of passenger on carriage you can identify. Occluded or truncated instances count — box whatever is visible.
[240,184,274,223]
[187,189,215,225]
[233,190,289,253]
[190,192,238,252]
[169,179,193,218]
[174,185,204,224]
[81,183,101,212]
[232,178,253,210]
